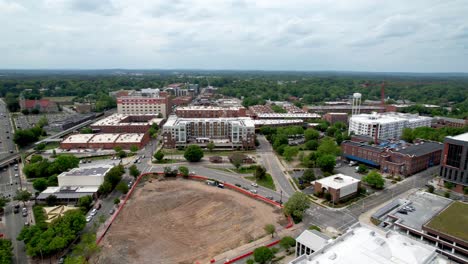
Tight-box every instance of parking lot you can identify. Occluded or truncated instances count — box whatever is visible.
[14,112,74,131]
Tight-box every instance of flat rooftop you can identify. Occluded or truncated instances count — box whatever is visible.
[88,133,120,143]
[291,225,438,264]
[253,119,304,125]
[164,115,255,128]
[314,174,360,189]
[396,141,443,156]
[256,113,321,118]
[176,106,243,111]
[92,114,163,127]
[350,112,432,125]
[296,230,330,252]
[115,133,145,143]
[390,191,452,231]
[59,165,113,177]
[62,134,94,143]
[425,201,468,242]
[448,132,468,142]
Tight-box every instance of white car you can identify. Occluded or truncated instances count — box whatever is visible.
[86,216,92,222]
[90,209,97,216]
[15,174,19,177]
[251,182,258,187]
[250,189,258,194]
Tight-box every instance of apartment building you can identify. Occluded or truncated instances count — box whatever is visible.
[175,106,247,118]
[162,115,255,149]
[348,112,432,140]
[117,90,170,117]
[440,132,468,193]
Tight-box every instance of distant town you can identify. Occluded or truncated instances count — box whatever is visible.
[0,71,467,264]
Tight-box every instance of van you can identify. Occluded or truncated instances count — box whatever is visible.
[217,183,225,189]
[206,180,216,186]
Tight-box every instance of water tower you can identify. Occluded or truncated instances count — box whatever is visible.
[351,93,362,116]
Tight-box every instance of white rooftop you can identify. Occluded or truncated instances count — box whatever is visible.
[257,113,321,118]
[59,165,113,178]
[314,174,360,189]
[92,114,163,127]
[448,132,468,142]
[115,133,145,143]
[176,106,243,111]
[88,133,120,143]
[253,119,304,125]
[164,115,255,128]
[62,134,94,143]
[296,230,331,252]
[290,225,438,264]
[350,112,432,125]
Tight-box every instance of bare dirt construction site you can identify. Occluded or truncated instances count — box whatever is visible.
[95,179,285,264]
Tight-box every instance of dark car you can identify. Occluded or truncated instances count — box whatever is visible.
[13,207,19,214]
[397,209,408,215]
[235,183,241,187]
[275,200,283,205]
[266,196,274,200]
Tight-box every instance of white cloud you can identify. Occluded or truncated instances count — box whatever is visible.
[0,0,467,71]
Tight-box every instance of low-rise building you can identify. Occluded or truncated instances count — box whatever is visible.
[253,119,304,128]
[19,98,58,113]
[305,104,385,114]
[255,113,320,120]
[117,90,170,117]
[432,116,468,128]
[372,191,466,263]
[162,115,255,149]
[313,174,361,203]
[290,224,441,264]
[323,112,348,125]
[90,114,163,133]
[60,132,150,150]
[295,230,330,257]
[342,139,443,176]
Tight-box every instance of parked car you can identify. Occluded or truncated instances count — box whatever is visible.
[275,200,283,204]
[397,209,408,215]
[235,183,241,187]
[251,182,258,188]
[217,183,225,189]
[109,209,115,215]
[90,209,97,216]
[13,207,19,214]
[22,211,27,217]
[266,196,274,200]
[250,189,258,194]
[14,174,18,178]
[86,216,92,222]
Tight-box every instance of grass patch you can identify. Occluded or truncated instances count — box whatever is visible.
[33,205,48,229]
[236,165,257,174]
[43,142,59,150]
[245,173,276,190]
[152,159,179,164]
[425,201,468,241]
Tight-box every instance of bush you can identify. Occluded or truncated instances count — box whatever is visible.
[308,225,321,232]
[184,145,204,162]
[114,198,120,205]
[427,185,435,193]
[280,236,296,250]
[444,191,450,198]
[362,171,385,189]
[444,181,454,189]
[154,150,164,161]
[324,192,332,201]
[253,246,274,264]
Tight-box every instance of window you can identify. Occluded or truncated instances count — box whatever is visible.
[446,144,462,168]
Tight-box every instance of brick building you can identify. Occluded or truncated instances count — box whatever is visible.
[175,106,247,118]
[171,96,193,106]
[60,132,150,150]
[19,98,58,113]
[342,139,443,177]
[432,116,468,129]
[117,90,170,117]
[313,174,361,203]
[90,114,163,133]
[323,112,348,125]
[304,105,384,114]
[439,132,468,193]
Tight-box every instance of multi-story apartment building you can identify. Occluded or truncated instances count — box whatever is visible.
[440,132,468,193]
[117,90,170,117]
[175,106,247,118]
[162,115,255,149]
[348,112,432,140]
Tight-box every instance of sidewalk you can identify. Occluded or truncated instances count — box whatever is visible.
[212,223,303,263]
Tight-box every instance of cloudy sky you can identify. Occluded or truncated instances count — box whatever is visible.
[1,0,468,72]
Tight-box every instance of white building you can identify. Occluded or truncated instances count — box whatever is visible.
[349,112,432,140]
[162,115,256,149]
[290,225,442,264]
[313,174,361,203]
[58,165,113,187]
[295,230,331,257]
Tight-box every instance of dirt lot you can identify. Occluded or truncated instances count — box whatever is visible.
[95,179,284,264]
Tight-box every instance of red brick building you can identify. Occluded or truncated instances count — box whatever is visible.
[61,132,150,150]
[90,114,162,133]
[171,96,193,106]
[323,112,348,125]
[20,98,58,113]
[342,140,443,176]
[313,174,361,203]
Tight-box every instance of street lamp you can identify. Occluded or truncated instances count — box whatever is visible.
[280,190,283,204]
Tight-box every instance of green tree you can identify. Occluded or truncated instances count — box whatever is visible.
[317,154,336,173]
[302,169,316,182]
[79,127,93,134]
[401,128,415,143]
[179,166,189,177]
[317,138,340,156]
[154,150,164,161]
[116,182,129,194]
[184,145,204,162]
[362,171,385,189]
[279,236,296,250]
[283,192,310,223]
[78,195,93,211]
[98,181,112,196]
[32,178,48,192]
[0,239,13,264]
[444,181,454,189]
[117,150,127,158]
[113,146,122,153]
[283,146,299,161]
[69,233,100,260]
[34,143,46,151]
[129,165,140,179]
[357,164,368,173]
[253,246,274,264]
[14,190,32,205]
[206,142,215,152]
[304,129,320,141]
[0,197,9,214]
[427,185,435,193]
[264,224,276,238]
[254,166,267,180]
[230,153,244,169]
[305,139,319,150]
[48,155,79,174]
[114,198,120,205]
[30,155,43,163]
[130,145,139,153]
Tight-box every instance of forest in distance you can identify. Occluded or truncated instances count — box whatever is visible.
[0,70,467,118]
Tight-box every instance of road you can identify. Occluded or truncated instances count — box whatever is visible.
[0,99,16,159]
